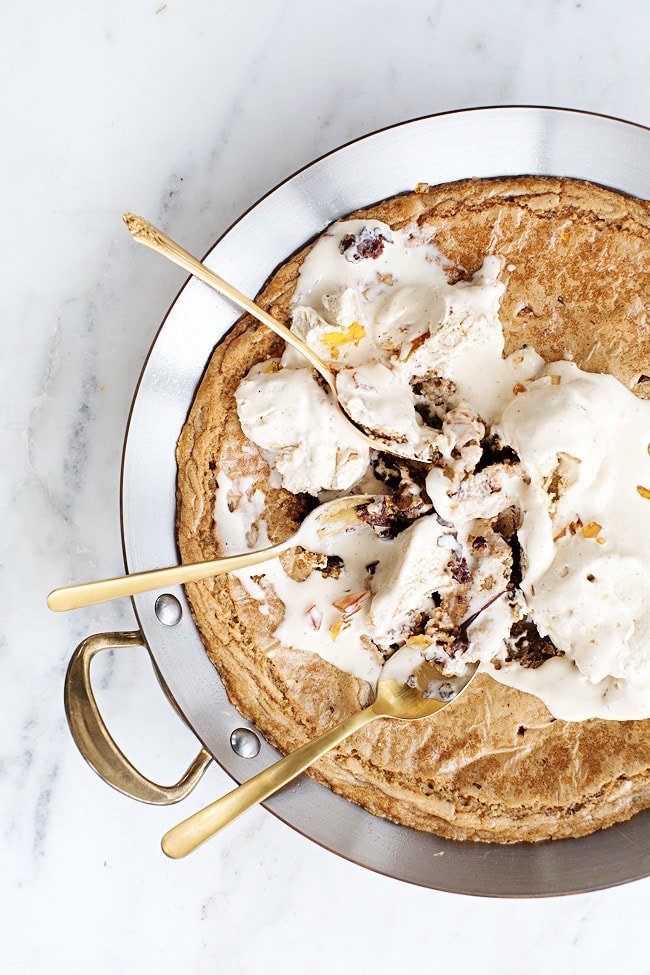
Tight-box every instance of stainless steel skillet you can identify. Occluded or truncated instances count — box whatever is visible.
[65,106,650,896]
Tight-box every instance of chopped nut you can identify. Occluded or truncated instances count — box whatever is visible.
[581,521,602,538]
[637,485,650,500]
[306,605,323,630]
[402,330,430,361]
[226,484,243,512]
[556,519,584,541]
[512,383,527,395]
[414,182,429,193]
[332,590,370,614]
[550,374,561,385]
[330,618,350,641]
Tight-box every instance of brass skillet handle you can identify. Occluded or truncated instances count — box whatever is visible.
[65,630,212,804]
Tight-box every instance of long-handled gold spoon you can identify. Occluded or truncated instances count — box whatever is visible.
[47,494,376,612]
[122,214,419,459]
[161,656,480,858]
[123,212,335,388]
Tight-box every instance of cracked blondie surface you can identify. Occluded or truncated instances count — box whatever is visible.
[177,176,650,843]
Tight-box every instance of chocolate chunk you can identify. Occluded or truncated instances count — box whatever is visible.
[505,618,563,669]
[476,434,520,471]
[448,553,471,585]
[319,554,344,579]
[361,455,433,536]
[356,497,403,538]
[339,225,392,262]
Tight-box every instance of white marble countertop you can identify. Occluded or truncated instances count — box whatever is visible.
[3,1,650,971]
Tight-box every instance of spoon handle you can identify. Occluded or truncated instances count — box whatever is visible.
[122,213,333,384]
[47,542,288,611]
[161,705,378,858]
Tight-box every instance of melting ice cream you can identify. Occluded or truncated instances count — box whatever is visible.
[228,220,650,720]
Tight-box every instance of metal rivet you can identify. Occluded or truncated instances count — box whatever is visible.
[155,593,182,626]
[230,727,261,758]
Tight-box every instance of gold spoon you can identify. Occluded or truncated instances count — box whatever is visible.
[122,214,414,458]
[161,656,479,858]
[46,494,376,612]
[123,212,335,387]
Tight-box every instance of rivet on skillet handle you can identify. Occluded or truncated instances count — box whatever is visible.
[65,630,212,804]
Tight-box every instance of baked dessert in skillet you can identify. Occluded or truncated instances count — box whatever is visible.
[176,176,650,842]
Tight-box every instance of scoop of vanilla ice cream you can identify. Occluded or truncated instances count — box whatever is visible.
[366,515,457,649]
[426,462,522,524]
[237,225,516,488]
[494,361,650,712]
[235,360,369,494]
[373,285,447,355]
[335,363,444,461]
[394,257,544,423]
[394,256,505,373]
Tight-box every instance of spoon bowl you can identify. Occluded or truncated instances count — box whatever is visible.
[47,494,377,612]
[161,656,479,858]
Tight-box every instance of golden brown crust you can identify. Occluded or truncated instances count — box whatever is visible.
[176,175,650,843]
